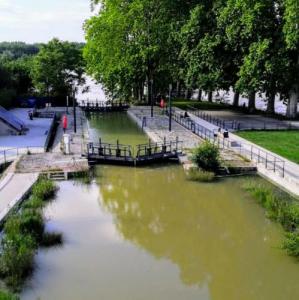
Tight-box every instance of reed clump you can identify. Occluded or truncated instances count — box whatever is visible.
[243,180,299,258]
[0,179,62,291]
[186,167,215,182]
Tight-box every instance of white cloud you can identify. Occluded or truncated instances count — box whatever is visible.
[0,0,92,42]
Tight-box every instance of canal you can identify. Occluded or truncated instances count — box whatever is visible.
[21,113,299,300]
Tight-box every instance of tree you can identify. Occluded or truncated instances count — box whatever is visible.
[85,0,198,102]
[283,0,299,118]
[180,2,227,101]
[32,39,85,101]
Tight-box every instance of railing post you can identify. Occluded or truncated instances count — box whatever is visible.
[265,153,268,168]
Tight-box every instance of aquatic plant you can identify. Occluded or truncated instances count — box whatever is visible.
[0,290,19,300]
[283,232,299,257]
[18,209,45,243]
[0,234,35,290]
[191,141,220,172]
[22,196,44,210]
[243,180,299,258]
[0,179,62,291]
[31,179,57,200]
[186,167,215,182]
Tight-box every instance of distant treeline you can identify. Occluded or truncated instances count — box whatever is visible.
[0,42,40,59]
[0,40,85,108]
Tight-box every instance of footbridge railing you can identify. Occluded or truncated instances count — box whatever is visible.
[79,100,130,112]
[86,138,183,166]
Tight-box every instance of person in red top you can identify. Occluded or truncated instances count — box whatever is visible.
[62,115,68,133]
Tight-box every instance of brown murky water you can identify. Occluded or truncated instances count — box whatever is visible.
[21,113,299,300]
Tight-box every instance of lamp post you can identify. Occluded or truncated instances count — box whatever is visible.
[66,96,69,114]
[73,90,77,133]
[169,84,172,132]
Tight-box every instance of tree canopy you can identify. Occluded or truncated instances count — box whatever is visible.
[84,0,299,118]
[31,39,85,99]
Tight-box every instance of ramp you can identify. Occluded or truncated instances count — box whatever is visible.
[0,106,26,134]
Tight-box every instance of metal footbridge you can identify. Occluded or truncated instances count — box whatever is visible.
[85,138,183,166]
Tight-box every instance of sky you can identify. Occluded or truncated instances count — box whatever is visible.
[0,0,92,43]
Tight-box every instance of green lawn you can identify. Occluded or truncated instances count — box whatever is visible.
[173,98,231,110]
[237,131,299,164]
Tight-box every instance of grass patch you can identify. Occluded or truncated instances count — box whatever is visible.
[0,290,19,300]
[173,98,231,110]
[186,167,215,182]
[237,131,299,163]
[243,179,299,258]
[0,179,62,292]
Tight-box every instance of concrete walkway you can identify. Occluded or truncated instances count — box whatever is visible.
[128,107,254,171]
[0,172,39,223]
[179,107,299,197]
[128,107,201,149]
[0,107,89,224]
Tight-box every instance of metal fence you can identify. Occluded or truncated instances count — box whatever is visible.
[187,106,298,131]
[172,111,286,178]
[0,147,45,166]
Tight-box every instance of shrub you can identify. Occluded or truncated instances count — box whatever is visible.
[186,167,215,182]
[283,232,299,257]
[191,141,220,172]
[31,179,56,200]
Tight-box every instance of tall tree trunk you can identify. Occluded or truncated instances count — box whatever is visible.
[248,91,256,113]
[178,82,182,98]
[208,91,213,102]
[184,88,189,99]
[176,81,180,98]
[147,76,151,105]
[138,81,143,102]
[233,91,240,107]
[266,92,276,114]
[197,89,202,101]
[187,89,192,100]
[287,87,298,119]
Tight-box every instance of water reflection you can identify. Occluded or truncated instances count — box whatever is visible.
[98,165,299,300]
[88,112,148,146]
